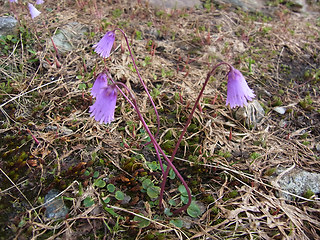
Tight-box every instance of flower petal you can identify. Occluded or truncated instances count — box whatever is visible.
[93,31,115,58]
[90,73,109,98]
[89,85,117,124]
[28,3,41,19]
[226,67,255,108]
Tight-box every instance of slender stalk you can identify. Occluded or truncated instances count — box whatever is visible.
[106,72,166,173]
[158,62,231,211]
[115,28,160,141]
[107,70,191,213]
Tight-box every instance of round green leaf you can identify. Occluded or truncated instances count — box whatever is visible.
[181,195,189,204]
[142,179,153,190]
[94,179,106,188]
[133,215,150,228]
[115,191,124,201]
[170,219,183,228]
[146,161,159,171]
[107,183,116,193]
[168,168,176,180]
[78,83,87,90]
[147,185,160,199]
[93,171,99,178]
[83,196,94,207]
[103,197,111,204]
[178,185,190,196]
[168,199,177,206]
[164,208,173,216]
[187,201,201,218]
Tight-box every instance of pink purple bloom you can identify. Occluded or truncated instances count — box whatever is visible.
[90,73,108,98]
[36,0,44,4]
[93,31,115,58]
[28,3,41,19]
[89,74,117,124]
[226,66,255,108]
[9,0,18,3]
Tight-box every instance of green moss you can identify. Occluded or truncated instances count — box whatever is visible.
[272,96,282,107]
[303,189,314,199]
[299,95,314,111]
[228,190,239,198]
[161,140,175,153]
[265,168,277,176]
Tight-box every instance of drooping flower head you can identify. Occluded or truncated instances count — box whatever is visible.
[9,0,18,3]
[89,73,117,124]
[226,66,255,108]
[93,31,115,58]
[90,73,108,98]
[36,0,44,4]
[28,3,41,19]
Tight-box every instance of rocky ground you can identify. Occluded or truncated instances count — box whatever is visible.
[0,0,319,239]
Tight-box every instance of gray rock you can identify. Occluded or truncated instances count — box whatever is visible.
[273,106,286,115]
[51,22,89,53]
[222,0,266,12]
[143,0,201,9]
[0,16,18,37]
[235,100,265,127]
[316,143,320,152]
[271,167,320,200]
[216,0,319,13]
[44,189,69,220]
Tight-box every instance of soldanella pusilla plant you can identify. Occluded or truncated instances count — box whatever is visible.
[90,29,255,214]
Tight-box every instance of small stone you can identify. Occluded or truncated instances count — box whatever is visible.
[51,22,89,54]
[235,100,265,127]
[232,40,246,53]
[121,194,131,205]
[143,0,201,9]
[44,189,68,220]
[279,119,288,128]
[273,106,286,115]
[316,143,320,152]
[0,16,18,37]
[270,167,320,200]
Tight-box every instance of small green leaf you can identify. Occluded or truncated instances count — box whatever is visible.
[147,185,160,199]
[107,183,116,193]
[78,83,87,90]
[115,191,124,201]
[146,161,159,171]
[94,179,106,188]
[168,199,177,206]
[168,168,176,180]
[63,196,74,201]
[170,219,183,228]
[178,185,190,196]
[164,208,173,216]
[133,215,150,228]
[93,171,99,178]
[83,196,94,207]
[181,195,189,204]
[18,219,26,228]
[142,179,153,189]
[187,201,201,218]
[104,207,118,217]
[103,197,111,204]
[84,170,90,176]
[78,182,83,196]
[6,35,13,41]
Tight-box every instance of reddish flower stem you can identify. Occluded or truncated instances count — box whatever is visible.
[158,62,232,213]
[108,72,189,213]
[115,29,160,141]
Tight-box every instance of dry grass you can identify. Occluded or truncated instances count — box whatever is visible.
[0,0,319,239]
